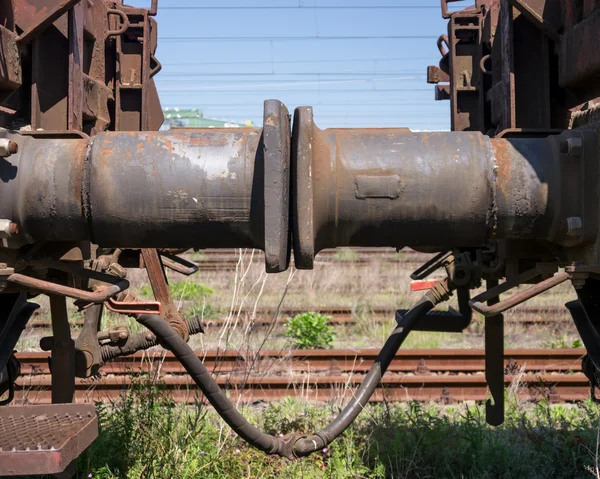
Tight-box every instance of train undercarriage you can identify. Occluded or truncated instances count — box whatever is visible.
[0,0,599,475]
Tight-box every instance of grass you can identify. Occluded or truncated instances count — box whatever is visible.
[15,249,586,352]
[140,280,213,302]
[333,250,361,262]
[22,376,600,479]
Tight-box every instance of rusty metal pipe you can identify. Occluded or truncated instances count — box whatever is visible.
[292,107,597,268]
[0,100,291,273]
[7,273,128,303]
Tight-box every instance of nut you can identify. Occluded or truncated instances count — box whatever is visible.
[560,137,583,156]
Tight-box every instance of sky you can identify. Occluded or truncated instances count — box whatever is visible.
[127,0,460,130]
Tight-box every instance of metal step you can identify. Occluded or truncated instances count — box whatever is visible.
[0,403,97,476]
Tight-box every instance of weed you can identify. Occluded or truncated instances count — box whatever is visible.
[543,332,583,349]
[140,281,213,302]
[54,379,600,479]
[333,250,360,262]
[188,303,219,320]
[190,251,208,262]
[285,312,335,349]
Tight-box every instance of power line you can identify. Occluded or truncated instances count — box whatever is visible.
[174,114,446,118]
[156,78,425,91]
[161,56,431,67]
[160,88,433,93]
[157,72,425,77]
[161,35,438,42]
[163,102,441,107]
[159,5,442,10]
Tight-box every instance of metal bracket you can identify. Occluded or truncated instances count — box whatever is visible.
[410,250,452,280]
[74,303,103,378]
[485,279,504,426]
[141,248,189,341]
[7,260,129,304]
[469,268,569,316]
[441,0,483,18]
[160,250,198,276]
[0,293,39,373]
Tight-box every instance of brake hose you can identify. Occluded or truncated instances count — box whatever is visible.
[136,278,453,459]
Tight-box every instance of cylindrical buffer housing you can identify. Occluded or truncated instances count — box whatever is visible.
[0,100,291,272]
[88,129,264,248]
[291,106,597,269]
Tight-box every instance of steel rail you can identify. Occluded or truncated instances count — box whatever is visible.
[14,349,585,376]
[13,372,589,405]
[24,305,573,329]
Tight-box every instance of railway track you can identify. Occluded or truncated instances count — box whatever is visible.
[24,305,572,330]
[186,247,431,271]
[13,349,589,404]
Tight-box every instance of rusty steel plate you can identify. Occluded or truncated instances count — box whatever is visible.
[263,99,291,273]
[0,403,97,476]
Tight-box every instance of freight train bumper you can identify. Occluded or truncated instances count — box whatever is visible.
[0,101,597,271]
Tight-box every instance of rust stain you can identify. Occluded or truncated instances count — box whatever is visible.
[491,139,512,199]
[71,141,88,211]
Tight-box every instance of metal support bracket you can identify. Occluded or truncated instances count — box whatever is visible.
[485,279,504,426]
[141,248,189,341]
[73,303,103,378]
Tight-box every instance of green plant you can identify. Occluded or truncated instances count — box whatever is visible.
[333,250,360,262]
[76,379,600,479]
[190,251,208,262]
[285,312,335,349]
[188,303,219,320]
[543,332,583,349]
[140,281,213,302]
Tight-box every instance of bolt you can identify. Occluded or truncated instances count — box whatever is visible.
[0,219,17,238]
[566,216,583,237]
[0,139,17,157]
[560,137,583,156]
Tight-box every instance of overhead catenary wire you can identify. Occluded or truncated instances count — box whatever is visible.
[157,72,426,77]
[160,88,433,94]
[161,35,438,42]
[158,5,455,10]
[160,56,433,66]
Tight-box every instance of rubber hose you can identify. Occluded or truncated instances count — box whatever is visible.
[137,283,450,459]
[136,313,291,457]
[292,295,438,456]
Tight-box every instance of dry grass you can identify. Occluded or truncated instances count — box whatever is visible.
[16,249,583,353]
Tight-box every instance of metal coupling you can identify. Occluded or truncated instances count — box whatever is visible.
[291,106,599,268]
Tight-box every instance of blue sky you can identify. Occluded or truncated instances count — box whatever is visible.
[128,0,458,130]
